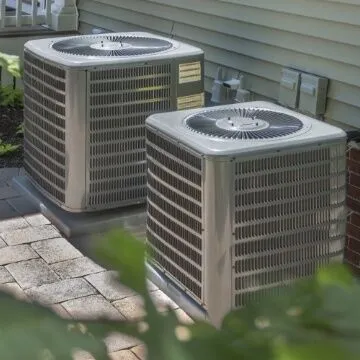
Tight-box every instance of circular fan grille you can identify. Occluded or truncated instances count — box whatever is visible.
[52,35,174,57]
[185,108,304,140]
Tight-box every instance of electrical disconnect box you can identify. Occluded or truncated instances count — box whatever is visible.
[279,68,301,109]
[298,73,329,116]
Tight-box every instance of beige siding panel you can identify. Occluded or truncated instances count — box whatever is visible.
[79,12,148,34]
[86,0,360,47]
[322,0,360,4]
[189,40,281,83]
[81,0,360,67]
[173,24,360,88]
[78,0,173,34]
[79,1,360,85]
[323,0,360,4]
[327,82,360,109]
[77,0,360,129]
[146,0,360,47]
[325,100,360,128]
[220,0,360,25]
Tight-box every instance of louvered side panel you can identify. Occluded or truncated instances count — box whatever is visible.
[87,63,172,209]
[146,127,204,304]
[232,144,347,308]
[23,50,67,204]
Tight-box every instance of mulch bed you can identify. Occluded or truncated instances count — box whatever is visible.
[0,107,24,168]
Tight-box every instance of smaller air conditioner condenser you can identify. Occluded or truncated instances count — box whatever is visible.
[23,32,204,212]
[145,101,347,326]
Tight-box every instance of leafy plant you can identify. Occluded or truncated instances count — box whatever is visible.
[16,122,24,135]
[0,51,23,109]
[0,229,358,360]
[0,84,23,108]
[0,52,22,79]
[0,139,20,156]
[0,52,24,150]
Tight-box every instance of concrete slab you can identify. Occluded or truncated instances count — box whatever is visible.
[26,278,97,305]
[131,345,147,360]
[0,266,14,284]
[109,350,139,360]
[0,244,39,265]
[85,271,135,301]
[62,294,124,320]
[13,176,146,238]
[50,257,104,279]
[112,295,145,321]
[105,332,140,353]
[1,225,60,245]
[31,237,82,264]
[6,258,59,289]
[0,168,19,187]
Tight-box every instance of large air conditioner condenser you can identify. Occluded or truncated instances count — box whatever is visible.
[23,32,204,212]
[145,101,347,326]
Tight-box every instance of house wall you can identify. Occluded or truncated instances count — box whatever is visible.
[77,0,360,270]
[78,0,360,130]
[0,34,52,86]
[0,30,77,86]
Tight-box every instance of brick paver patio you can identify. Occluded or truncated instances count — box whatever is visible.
[0,167,193,360]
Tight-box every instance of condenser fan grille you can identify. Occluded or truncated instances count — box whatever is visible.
[185,108,304,140]
[52,35,174,57]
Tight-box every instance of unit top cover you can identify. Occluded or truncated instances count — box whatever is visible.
[24,32,203,67]
[146,101,346,156]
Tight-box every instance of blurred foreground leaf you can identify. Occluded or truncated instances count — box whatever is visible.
[0,291,109,360]
[96,229,147,296]
[0,228,359,360]
[316,263,354,288]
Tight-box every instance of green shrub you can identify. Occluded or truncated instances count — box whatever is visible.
[0,52,24,109]
[0,85,23,108]
[0,139,20,156]
[0,229,357,360]
[16,123,24,135]
[0,52,22,79]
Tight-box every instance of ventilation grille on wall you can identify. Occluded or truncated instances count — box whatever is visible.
[87,64,172,208]
[232,145,346,307]
[23,51,67,203]
[146,128,203,302]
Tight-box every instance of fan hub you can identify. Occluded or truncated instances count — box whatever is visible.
[216,117,269,132]
[90,41,131,51]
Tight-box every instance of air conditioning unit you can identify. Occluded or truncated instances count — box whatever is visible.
[145,101,347,326]
[23,32,204,212]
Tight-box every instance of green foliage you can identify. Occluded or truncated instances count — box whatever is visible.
[0,52,23,109]
[0,229,358,360]
[0,52,22,79]
[0,85,23,108]
[0,139,20,156]
[16,122,24,135]
[96,229,147,296]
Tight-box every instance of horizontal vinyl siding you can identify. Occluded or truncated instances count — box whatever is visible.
[78,0,360,129]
